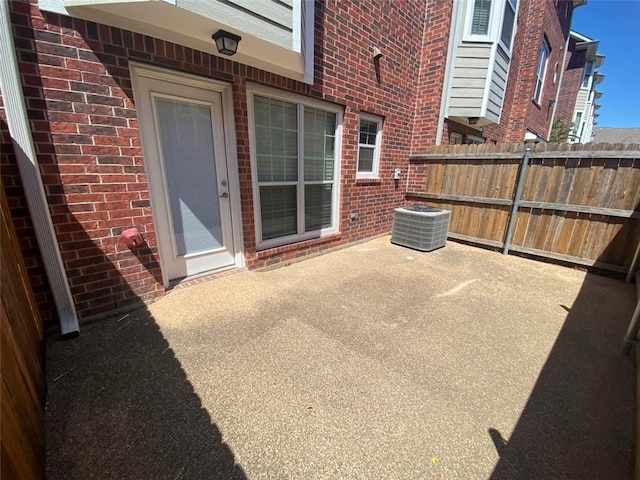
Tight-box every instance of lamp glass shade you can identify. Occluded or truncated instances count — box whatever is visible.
[212,30,241,56]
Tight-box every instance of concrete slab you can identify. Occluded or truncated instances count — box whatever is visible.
[45,237,636,479]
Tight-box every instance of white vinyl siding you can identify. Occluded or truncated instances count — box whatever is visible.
[180,0,293,49]
[357,114,383,179]
[42,0,314,83]
[486,46,509,122]
[449,44,492,116]
[448,0,518,125]
[249,85,342,249]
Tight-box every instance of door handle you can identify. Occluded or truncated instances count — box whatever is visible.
[219,192,229,198]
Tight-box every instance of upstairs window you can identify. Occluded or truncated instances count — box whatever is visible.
[465,0,518,54]
[357,114,383,179]
[533,39,550,103]
[499,0,518,52]
[471,0,492,35]
[572,111,583,140]
[582,60,594,88]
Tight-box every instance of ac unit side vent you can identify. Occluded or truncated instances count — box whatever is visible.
[391,205,451,252]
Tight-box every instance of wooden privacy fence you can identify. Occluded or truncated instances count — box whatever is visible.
[406,143,640,278]
[1,185,46,479]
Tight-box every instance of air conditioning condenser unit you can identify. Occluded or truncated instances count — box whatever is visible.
[391,205,450,252]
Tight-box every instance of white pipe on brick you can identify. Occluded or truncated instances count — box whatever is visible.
[0,1,79,335]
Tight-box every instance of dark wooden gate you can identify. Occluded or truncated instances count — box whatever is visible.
[1,185,45,479]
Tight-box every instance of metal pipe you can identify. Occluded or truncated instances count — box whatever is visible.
[626,236,640,283]
[622,298,640,356]
[502,147,531,255]
[0,1,79,335]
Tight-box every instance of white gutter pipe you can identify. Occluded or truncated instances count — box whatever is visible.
[0,0,79,335]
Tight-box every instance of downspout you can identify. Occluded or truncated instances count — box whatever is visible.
[547,32,571,141]
[435,0,463,145]
[0,1,79,335]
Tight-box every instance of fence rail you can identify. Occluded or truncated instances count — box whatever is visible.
[406,143,640,277]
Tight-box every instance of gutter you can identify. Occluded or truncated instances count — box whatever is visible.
[0,1,79,335]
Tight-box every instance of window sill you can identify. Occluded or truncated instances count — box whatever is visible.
[355,177,383,185]
[255,232,343,255]
[531,99,542,110]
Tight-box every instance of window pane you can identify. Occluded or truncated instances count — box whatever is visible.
[533,41,549,101]
[359,119,378,146]
[304,107,336,182]
[254,96,298,182]
[260,185,297,240]
[155,97,223,256]
[305,184,332,232]
[500,2,515,49]
[358,147,374,172]
[572,112,582,137]
[472,0,491,35]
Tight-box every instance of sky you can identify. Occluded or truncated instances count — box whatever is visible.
[571,0,640,127]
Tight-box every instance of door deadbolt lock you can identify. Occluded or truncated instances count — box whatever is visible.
[221,180,228,187]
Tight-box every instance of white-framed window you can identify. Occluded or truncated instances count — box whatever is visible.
[470,0,492,37]
[581,60,594,89]
[248,84,342,250]
[464,0,518,55]
[450,132,463,145]
[466,134,485,145]
[533,38,550,103]
[572,111,582,140]
[357,113,382,178]
[499,0,518,52]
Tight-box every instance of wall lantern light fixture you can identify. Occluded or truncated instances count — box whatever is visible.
[468,117,480,125]
[212,30,241,56]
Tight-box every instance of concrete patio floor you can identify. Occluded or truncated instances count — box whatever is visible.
[45,236,636,479]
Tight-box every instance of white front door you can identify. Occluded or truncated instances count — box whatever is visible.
[133,71,237,282]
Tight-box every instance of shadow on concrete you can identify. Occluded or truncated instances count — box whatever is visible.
[488,218,638,479]
[45,309,246,479]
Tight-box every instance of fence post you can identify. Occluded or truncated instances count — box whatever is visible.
[626,238,640,283]
[502,147,531,255]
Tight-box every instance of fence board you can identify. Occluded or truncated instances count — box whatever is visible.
[406,144,640,273]
[1,185,45,480]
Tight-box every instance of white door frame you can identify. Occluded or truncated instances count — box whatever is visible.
[130,62,244,286]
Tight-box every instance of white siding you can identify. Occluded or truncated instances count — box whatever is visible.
[448,43,491,117]
[40,0,309,82]
[574,89,589,114]
[486,46,509,123]
[178,0,293,48]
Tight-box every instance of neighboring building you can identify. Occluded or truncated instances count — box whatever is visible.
[555,31,605,143]
[592,128,640,144]
[440,0,588,144]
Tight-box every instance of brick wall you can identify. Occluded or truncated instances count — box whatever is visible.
[410,1,453,152]
[484,0,574,142]
[555,36,585,125]
[1,100,57,324]
[6,0,443,320]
